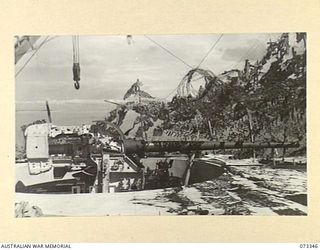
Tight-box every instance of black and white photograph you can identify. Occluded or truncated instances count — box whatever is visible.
[15,33,307,217]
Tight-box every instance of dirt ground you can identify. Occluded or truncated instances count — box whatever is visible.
[16,159,307,217]
[131,163,307,216]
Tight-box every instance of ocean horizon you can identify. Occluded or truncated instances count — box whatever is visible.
[15,100,115,149]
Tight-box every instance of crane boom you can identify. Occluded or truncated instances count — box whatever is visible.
[15,36,40,64]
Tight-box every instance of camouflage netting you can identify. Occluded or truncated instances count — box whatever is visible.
[105,33,306,156]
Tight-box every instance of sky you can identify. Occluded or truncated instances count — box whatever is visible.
[15,33,282,103]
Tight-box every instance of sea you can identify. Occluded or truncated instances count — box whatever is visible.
[15,100,115,150]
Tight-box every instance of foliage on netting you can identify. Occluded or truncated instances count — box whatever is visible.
[105,33,306,152]
[123,79,154,100]
[132,101,165,122]
[166,33,306,146]
[105,106,128,127]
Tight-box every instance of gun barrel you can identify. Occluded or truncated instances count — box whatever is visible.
[124,140,299,154]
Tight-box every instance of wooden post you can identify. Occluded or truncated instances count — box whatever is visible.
[282,126,287,162]
[142,168,146,190]
[97,158,103,193]
[246,108,256,162]
[271,148,276,166]
[208,120,213,138]
[102,154,110,193]
[184,153,195,186]
[282,148,286,162]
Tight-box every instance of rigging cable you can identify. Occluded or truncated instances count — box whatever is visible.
[144,35,193,99]
[173,35,223,99]
[164,75,206,100]
[145,35,223,99]
[196,34,223,68]
[44,36,58,44]
[144,35,193,68]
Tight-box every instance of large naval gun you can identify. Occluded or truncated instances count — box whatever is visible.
[15,121,299,194]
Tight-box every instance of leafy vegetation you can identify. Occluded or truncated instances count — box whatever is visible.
[108,33,306,156]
